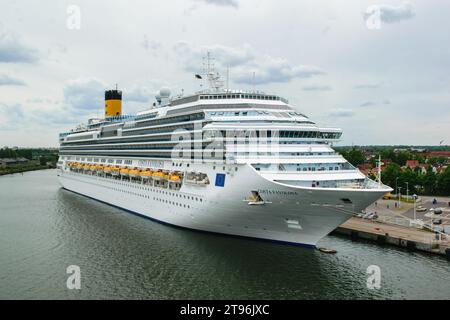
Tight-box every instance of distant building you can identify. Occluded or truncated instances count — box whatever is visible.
[357,163,373,176]
[428,151,450,159]
[406,160,420,170]
[0,157,29,168]
[435,165,448,173]
[410,148,427,153]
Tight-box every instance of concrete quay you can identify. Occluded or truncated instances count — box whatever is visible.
[332,197,450,258]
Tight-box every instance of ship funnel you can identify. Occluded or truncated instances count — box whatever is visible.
[105,88,122,117]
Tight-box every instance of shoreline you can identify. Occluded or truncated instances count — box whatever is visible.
[0,165,55,176]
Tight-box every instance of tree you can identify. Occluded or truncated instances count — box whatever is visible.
[436,167,450,196]
[381,163,402,188]
[420,169,437,195]
[341,148,365,166]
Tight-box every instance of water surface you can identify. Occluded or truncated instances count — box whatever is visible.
[0,170,449,299]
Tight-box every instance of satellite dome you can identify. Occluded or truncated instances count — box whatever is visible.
[159,87,171,98]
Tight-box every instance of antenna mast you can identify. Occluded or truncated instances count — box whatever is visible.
[376,154,383,187]
[203,52,224,92]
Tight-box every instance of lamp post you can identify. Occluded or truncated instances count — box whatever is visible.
[405,182,409,204]
[396,177,399,206]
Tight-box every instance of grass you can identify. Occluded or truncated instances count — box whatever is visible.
[0,161,54,176]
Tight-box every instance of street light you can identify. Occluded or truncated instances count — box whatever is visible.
[396,177,399,194]
[405,182,409,204]
[413,194,418,221]
[396,177,399,206]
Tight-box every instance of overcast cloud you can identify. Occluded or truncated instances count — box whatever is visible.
[0,0,449,147]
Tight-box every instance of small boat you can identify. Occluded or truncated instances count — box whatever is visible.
[120,167,130,177]
[111,166,121,176]
[318,247,337,254]
[128,168,140,178]
[169,173,182,182]
[152,170,165,180]
[139,169,153,179]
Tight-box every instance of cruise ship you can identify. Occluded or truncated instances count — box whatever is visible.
[57,64,392,247]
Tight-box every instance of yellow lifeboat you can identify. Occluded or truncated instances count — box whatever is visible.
[111,166,120,176]
[129,167,140,178]
[152,170,164,180]
[139,169,153,179]
[89,164,97,171]
[169,173,182,182]
[120,167,130,176]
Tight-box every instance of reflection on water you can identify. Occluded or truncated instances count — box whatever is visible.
[0,170,449,299]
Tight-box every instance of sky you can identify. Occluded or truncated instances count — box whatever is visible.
[0,0,449,147]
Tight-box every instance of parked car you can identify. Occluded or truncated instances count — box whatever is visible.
[432,208,443,215]
[416,206,427,212]
[432,219,442,225]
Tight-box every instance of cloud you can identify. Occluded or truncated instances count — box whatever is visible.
[233,57,325,85]
[124,86,152,103]
[141,36,162,58]
[328,108,355,118]
[63,78,106,112]
[302,84,332,91]
[364,2,415,24]
[0,27,39,63]
[0,103,25,130]
[31,108,83,126]
[195,0,238,8]
[173,41,255,72]
[360,99,391,107]
[0,74,26,86]
[360,101,376,107]
[173,42,324,85]
[353,82,382,89]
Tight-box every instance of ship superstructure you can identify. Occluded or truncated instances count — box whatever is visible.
[58,61,391,246]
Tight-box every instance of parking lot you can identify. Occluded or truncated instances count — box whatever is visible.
[364,196,450,232]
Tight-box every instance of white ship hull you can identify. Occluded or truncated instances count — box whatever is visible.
[58,163,386,247]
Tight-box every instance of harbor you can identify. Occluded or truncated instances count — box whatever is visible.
[333,197,450,258]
